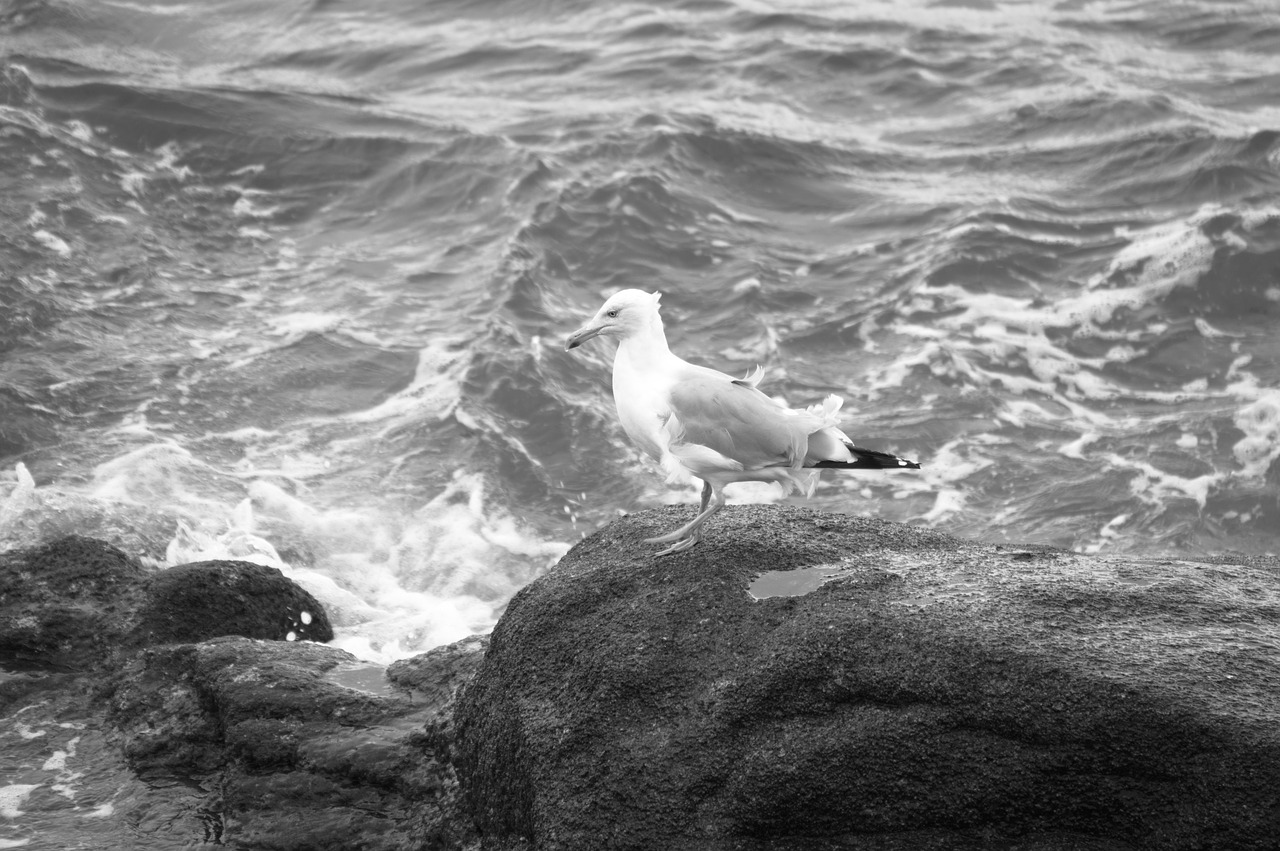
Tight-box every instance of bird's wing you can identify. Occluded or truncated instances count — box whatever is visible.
[663,372,824,471]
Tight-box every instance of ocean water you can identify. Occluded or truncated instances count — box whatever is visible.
[3,0,1279,655]
[2,0,1279,668]
[2,0,1279,844]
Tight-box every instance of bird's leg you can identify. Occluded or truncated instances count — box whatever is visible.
[651,529,703,556]
[646,484,724,556]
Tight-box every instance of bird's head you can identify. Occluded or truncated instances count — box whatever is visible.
[565,289,663,350]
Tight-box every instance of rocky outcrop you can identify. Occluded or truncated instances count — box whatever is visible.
[0,535,150,670]
[104,635,480,850]
[455,505,1280,851]
[10,515,1280,851]
[131,558,333,646]
[0,536,332,671]
[0,535,482,849]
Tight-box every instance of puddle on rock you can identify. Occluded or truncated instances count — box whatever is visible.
[749,565,855,600]
[324,663,402,697]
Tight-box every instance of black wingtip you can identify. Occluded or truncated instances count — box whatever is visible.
[813,445,921,471]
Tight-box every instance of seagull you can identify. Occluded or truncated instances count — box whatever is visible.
[565,289,920,556]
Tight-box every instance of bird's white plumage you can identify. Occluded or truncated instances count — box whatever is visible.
[565,288,915,554]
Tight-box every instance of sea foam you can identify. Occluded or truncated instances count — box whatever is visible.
[1,450,569,663]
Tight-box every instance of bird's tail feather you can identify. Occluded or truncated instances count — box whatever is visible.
[811,443,920,470]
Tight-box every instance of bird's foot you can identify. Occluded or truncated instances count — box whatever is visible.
[645,527,689,545]
[645,497,720,555]
[650,534,700,557]
[646,525,702,555]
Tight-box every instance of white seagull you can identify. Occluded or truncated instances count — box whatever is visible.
[565,289,920,556]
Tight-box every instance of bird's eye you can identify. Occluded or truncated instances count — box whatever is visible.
[606,309,619,318]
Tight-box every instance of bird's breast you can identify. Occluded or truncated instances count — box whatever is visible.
[613,356,671,463]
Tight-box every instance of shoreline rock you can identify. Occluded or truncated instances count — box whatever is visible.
[6,513,1280,850]
[0,535,481,850]
[455,505,1280,851]
[103,635,478,849]
[0,536,333,672]
[0,536,150,671]
[131,558,333,647]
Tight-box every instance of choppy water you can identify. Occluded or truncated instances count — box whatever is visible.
[2,0,1279,678]
[2,0,1280,843]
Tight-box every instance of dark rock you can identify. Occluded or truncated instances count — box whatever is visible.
[104,635,482,849]
[106,638,388,776]
[388,632,490,708]
[455,506,1280,851]
[131,559,333,646]
[0,537,335,672]
[0,535,149,670]
[1,534,488,848]
[389,632,492,836]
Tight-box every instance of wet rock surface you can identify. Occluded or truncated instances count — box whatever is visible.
[456,505,1280,851]
[8,516,1280,851]
[0,535,150,671]
[0,535,482,850]
[105,636,478,850]
[0,537,333,671]
[131,559,333,646]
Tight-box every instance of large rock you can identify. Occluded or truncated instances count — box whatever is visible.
[105,635,480,849]
[455,506,1280,851]
[0,536,149,670]
[131,559,333,646]
[0,537,333,672]
[0,535,489,849]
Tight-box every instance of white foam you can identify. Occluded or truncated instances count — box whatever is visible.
[340,343,465,426]
[924,437,996,486]
[12,724,45,741]
[151,142,191,181]
[875,205,1280,486]
[723,481,788,505]
[64,121,93,143]
[231,190,281,220]
[921,488,965,524]
[1194,318,1237,339]
[32,230,70,256]
[1081,513,1131,555]
[1233,389,1280,479]
[1058,432,1099,460]
[11,421,569,661]
[0,785,39,819]
[142,463,570,661]
[265,312,346,340]
[1107,454,1221,510]
[89,443,217,508]
[165,517,281,568]
[0,464,37,537]
[119,170,147,196]
[43,737,82,801]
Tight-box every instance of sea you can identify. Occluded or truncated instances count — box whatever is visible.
[1,0,1279,840]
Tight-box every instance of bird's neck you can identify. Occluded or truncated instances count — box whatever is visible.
[616,314,677,370]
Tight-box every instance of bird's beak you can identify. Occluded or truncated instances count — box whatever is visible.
[565,322,604,351]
